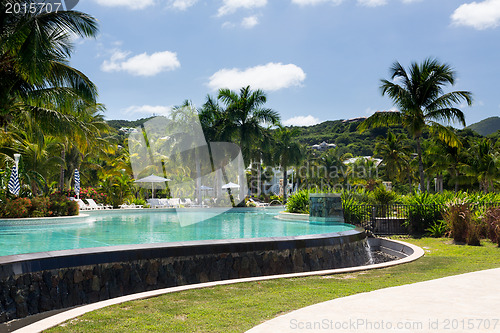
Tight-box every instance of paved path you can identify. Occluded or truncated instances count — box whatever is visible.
[246,268,500,333]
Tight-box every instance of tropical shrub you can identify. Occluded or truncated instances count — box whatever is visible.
[285,189,309,214]
[2,197,32,218]
[30,197,50,217]
[342,196,370,227]
[484,207,500,246]
[426,220,448,237]
[371,186,399,205]
[443,200,482,245]
[403,192,444,234]
[0,195,79,218]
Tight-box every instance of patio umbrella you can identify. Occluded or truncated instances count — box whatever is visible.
[222,182,240,189]
[135,174,171,198]
[8,155,20,196]
[74,169,80,199]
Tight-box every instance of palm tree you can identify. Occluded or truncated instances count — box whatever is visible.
[359,58,473,191]
[463,138,499,193]
[217,86,280,201]
[272,127,303,202]
[0,0,99,128]
[217,86,281,166]
[374,130,412,185]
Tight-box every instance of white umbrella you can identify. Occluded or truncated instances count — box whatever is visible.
[222,182,240,189]
[135,174,171,198]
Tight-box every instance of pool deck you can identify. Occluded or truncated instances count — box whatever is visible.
[246,268,500,333]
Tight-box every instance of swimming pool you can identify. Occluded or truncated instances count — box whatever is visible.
[0,208,355,256]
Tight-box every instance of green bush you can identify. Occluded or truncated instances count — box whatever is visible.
[371,186,399,205]
[426,220,448,237]
[2,197,32,218]
[403,192,444,234]
[285,190,309,214]
[342,196,370,226]
[30,196,50,217]
[0,195,78,218]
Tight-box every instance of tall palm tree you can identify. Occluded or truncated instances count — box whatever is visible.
[217,86,280,201]
[272,127,303,202]
[217,86,281,166]
[359,58,473,191]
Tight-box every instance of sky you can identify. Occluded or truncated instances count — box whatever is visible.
[69,0,500,127]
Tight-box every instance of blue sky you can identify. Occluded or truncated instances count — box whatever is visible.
[70,0,500,126]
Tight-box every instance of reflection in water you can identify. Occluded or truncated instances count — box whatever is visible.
[0,209,354,256]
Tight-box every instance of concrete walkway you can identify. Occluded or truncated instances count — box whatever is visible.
[246,268,500,333]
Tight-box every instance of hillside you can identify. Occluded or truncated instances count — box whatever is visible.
[106,117,155,130]
[467,117,500,136]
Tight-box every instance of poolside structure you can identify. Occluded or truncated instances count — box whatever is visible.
[0,208,375,322]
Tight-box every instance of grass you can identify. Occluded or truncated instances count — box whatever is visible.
[47,238,500,333]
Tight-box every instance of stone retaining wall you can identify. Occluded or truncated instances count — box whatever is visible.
[0,231,369,322]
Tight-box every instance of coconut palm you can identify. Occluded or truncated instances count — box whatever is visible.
[217,86,281,166]
[359,58,473,191]
[272,127,304,202]
[374,130,412,184]
[0,0,99,128]
[463,138,499,193]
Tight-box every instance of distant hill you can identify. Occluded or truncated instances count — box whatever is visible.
[467,117,500,136]
[106,117,155,130]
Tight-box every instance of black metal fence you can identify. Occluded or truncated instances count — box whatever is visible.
[344,203,500,236]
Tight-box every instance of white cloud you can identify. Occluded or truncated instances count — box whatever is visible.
[217,0,267,16]
[93,0,155,10]
[101,50,181,77]
[358,0,387,7]
[242,16,259,28]
[170,0,198,10]
[283,115,321,127]
[208,62,306,91]
[291,0,343,6]
[124,105,173,116]
[451,0,500,30]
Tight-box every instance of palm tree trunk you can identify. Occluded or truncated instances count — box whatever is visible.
[59,148,65,192]
[282,167,288,203]
[416,136,425,192]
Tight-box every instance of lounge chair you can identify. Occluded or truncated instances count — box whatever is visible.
[168,198,181,208]
[248,198,270,207]
[86,199,112,210]
[119,203,143,209]
[147,198,171,208]
[76,199,91,211]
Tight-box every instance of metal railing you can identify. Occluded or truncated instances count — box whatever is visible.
[344,202,500,236]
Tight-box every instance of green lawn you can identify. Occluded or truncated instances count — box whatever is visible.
[47,238,500,333]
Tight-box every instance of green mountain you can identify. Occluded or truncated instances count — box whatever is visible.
[466,117,500,136]
[106,117,155,130]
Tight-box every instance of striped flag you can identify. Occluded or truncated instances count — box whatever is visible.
[74,169,80,196]
[8,164,20,196]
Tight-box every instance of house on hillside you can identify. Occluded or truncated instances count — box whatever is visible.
[311,141,336,152]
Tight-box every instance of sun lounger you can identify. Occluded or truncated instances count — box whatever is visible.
[86,199,112,210]
[76,199,90,211]
[147,198,171,208]
[248,198,270,207]
[119,203,143,209]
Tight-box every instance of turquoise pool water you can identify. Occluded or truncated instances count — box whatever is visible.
[0,208,355,256]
